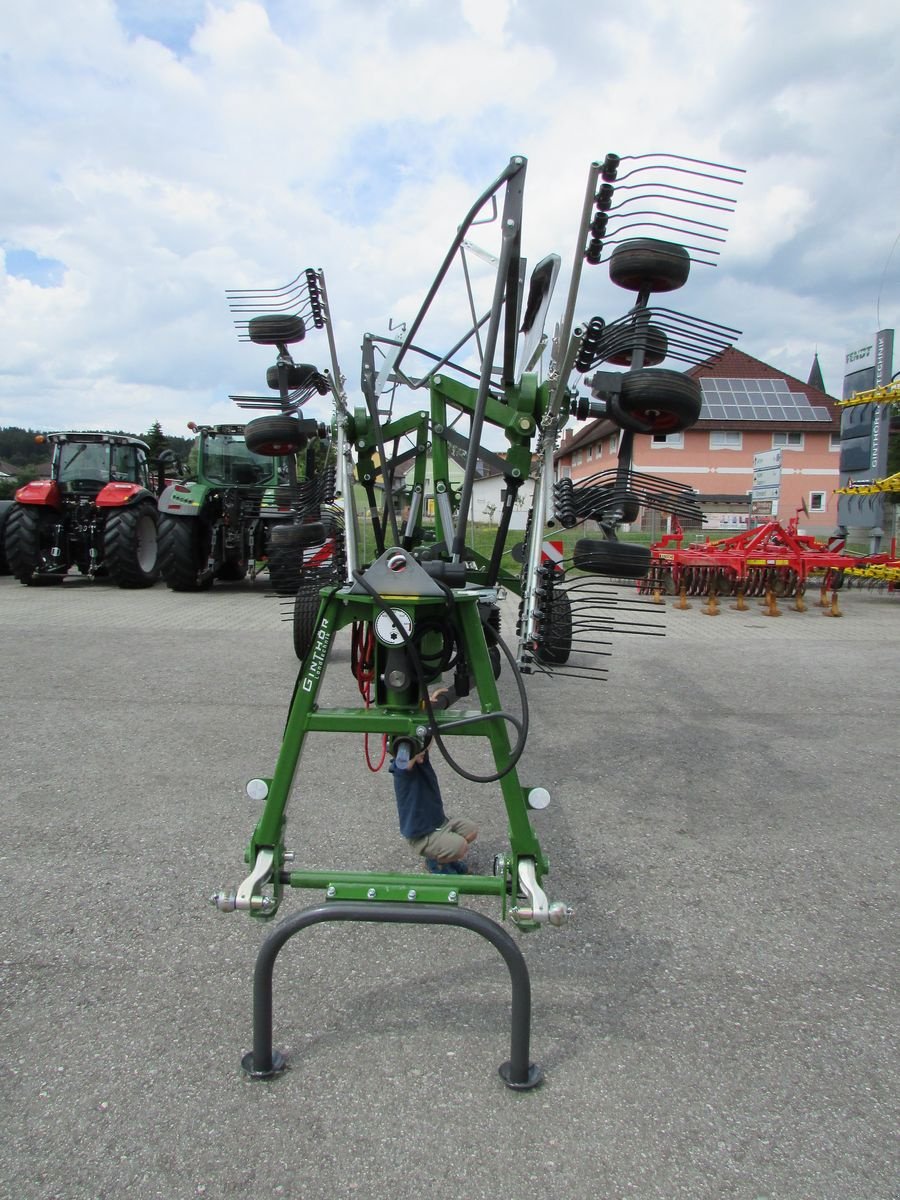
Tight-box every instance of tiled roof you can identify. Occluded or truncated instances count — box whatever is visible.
[686,346,839,416]
[556,347,840,461]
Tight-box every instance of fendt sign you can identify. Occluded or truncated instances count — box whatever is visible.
[837,328,894,533]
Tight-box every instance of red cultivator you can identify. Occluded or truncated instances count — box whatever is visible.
[643,514,857,599]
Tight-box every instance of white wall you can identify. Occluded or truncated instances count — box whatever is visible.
[469,475,535,530]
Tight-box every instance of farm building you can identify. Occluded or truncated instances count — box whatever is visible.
[555,347,841,534]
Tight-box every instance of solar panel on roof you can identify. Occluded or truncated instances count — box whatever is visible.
[698,377,831,421]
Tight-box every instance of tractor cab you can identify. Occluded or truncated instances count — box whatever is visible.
[50,433,152,495]
[187,425,277,487]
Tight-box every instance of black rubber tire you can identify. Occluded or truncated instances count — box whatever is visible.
[103,501,159,588]
[0,504,13,574]
[599,322,668,367]
[536,589,573,665]
[580,485,641,525]
[609,369,702,435]
[482,603,502,679]
[245,416,310,456]
[5,505,65,585]
[269,521,326,548]
[266,362,321,391]
[268,544,301,595]
[158,515,213,592]
[293,579,322,661]
[573,539,651,578]
[248,314,306,346]
[609,238,690,293]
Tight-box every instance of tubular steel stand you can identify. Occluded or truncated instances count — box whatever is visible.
[241,901,543,1091]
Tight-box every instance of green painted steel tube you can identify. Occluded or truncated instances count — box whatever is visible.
[284,869,505,896]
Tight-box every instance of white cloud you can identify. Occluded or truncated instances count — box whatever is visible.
[0,0,898,438]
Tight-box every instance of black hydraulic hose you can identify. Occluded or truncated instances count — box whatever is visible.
[351,569,529,783]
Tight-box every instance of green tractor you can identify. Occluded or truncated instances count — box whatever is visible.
[156,422,339,592]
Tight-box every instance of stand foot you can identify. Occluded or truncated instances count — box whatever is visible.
[241,1049,287,1079]
[498,1060,543,1090]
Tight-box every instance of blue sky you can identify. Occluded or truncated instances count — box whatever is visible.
[1,0,898,439]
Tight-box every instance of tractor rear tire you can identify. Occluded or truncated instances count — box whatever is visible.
[609,238,690,293]
[5,505,65,585]
[293,579,322,661]
[609,369,702,435]
[245,415,310,456]
[0,504,13,575]
[573,539,651,578]
[536,589,573,665]
[158,516,213,591]
[104,501,159,588]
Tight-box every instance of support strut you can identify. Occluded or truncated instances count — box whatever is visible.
[241,901,543,1091]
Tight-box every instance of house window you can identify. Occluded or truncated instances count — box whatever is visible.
[809,491,826,512]
[773,431,804,450]
[651,431,683,448]
[608,434,618,453]
[574,451,582,466]
[829,433,841,451]
[559,465,571,479]
[587,445,593,461]
[710,430,742,450]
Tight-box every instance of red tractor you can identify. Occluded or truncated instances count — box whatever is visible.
[4,432,161,587]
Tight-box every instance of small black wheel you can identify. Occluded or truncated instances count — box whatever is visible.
[609,239,690,293]
[269,521,327,548]
[573,539,651,578]
[103,500,159,588]
[581,486,640,525]
[245,416,310,456]
[5,504,66,585]
[481,603,502,679]
[248,314,306,346]
[609,369,702,435]
[266,362,323,391]
[535,589,573,665]
[268,544,301,595]
[293,579,322,661]
[599,322,668,367]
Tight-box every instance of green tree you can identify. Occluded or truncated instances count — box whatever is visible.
[144,420,168,460]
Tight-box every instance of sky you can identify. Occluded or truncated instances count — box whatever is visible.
[1,0,898,444]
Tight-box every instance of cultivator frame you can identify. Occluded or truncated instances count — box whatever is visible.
[643,513,858,599]
[214,150,747,1086]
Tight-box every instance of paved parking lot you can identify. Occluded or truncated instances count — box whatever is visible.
[1,573,897,1199]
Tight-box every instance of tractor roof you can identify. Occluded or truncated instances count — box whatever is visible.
[44,431,151,451]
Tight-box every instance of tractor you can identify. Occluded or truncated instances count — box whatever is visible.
[156,422,340,592]
[4,431,161,587]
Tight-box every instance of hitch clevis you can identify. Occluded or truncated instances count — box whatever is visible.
[211,848,277,914]
[509,857,573,928]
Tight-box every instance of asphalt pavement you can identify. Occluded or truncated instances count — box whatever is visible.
[1,572,897,1200]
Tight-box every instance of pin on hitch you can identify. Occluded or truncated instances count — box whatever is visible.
[211,848,277,914]
[509,858,573,929]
